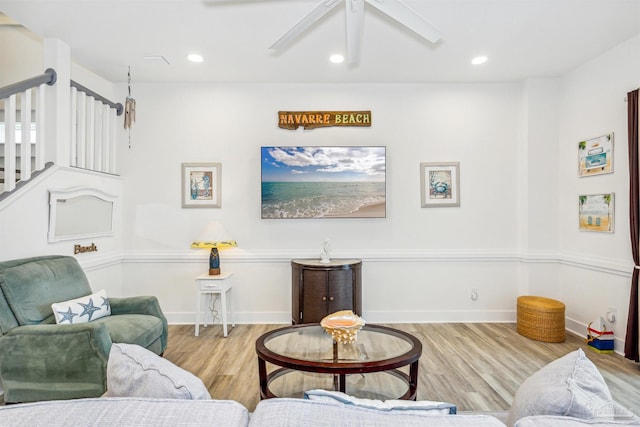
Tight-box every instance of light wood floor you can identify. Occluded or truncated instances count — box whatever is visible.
[164,323,640,414]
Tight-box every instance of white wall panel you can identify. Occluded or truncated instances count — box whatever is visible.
[556,34,640,352]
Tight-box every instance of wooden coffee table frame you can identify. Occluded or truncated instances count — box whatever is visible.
[255,324,422,400]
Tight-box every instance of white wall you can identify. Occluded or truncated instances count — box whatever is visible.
[0,26,42,87]
[117,82,523,324]
[555,34,640,348]
[0,167,125,293]
[121,83,521,251]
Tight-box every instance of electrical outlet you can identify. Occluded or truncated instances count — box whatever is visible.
[606,306,617,323]
[470,288,479,301]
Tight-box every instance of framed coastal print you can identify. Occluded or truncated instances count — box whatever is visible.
[182,163,221,208]
[420,162,460,207]
[578,193,614,232]
[261,146,386,219]
[578,133,613,177]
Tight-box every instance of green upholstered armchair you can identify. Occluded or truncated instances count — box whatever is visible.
[0,255,168,403]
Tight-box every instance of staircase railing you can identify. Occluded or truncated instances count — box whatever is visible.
[0,68,56,193]
[1,68,123,196]
[70,80,123,174]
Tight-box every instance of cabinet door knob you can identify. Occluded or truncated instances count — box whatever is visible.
[322,297,327,301]
[329,297,334,301]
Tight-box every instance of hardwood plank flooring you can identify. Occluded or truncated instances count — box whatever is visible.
[164,323,640,414]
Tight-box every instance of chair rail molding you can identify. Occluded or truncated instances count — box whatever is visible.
[117,248,632,276]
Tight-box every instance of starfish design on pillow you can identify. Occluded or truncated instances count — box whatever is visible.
[79,298,101,321]
[57,307,78,324]
[101,296,110,312]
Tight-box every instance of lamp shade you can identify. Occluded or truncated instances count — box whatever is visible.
[191,222,236,248]
[191,222,236,275]
[191,240,237,249]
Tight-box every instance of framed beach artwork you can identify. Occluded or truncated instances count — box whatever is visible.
[578,133,613,177]
[420,162,460,207]
[261,146,386,219]
[578,193,614,232]
[181,163,221,208]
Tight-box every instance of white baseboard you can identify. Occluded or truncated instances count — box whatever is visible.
[363,310,516,323]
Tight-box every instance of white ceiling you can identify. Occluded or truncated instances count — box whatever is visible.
[1,0,639,84]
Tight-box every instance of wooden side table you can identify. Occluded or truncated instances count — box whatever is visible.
[291,259,362,324]
[195,272,234,337]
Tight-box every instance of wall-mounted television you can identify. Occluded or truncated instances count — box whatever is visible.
[261,146,386,219]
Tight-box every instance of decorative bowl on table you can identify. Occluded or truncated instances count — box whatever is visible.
[320,310,366,344]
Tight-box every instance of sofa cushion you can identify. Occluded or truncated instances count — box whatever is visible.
[507,349,615,426]
[250,398,506,426]
[51,289,111,324]
[304,389,457,415]
[0,397,248,427]
[106,343,211,399]
[0,256,92,325]
[96,313,163,350]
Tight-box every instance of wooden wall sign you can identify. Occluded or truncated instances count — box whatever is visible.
[278,111,372,130]
[74,243,98,254]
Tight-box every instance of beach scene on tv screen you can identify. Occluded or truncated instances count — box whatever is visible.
[261,146,386,219]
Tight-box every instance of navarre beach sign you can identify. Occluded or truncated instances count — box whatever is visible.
[278,111,372,130]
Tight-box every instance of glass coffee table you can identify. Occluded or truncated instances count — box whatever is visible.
[255,324,422,401]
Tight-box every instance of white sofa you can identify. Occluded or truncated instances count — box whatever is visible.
[0,345,637,426]
[0,395,637,426]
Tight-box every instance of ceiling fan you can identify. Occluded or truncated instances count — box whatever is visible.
[270,0,443,64]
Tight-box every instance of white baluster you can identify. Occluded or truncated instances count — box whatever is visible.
[35,84,46,170]
[86,96,95,170]
[70,86,77,167]
[94,99,103,172]
[20,89,32,181]
[4,95,17,191]
[110,107,117,174]
[76,91,86,169]
[102,104,111,173]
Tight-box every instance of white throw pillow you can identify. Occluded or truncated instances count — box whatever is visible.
[51,289,111,324]
[107,343,211,400]
[507,349,614,427]
[304,389,456,415]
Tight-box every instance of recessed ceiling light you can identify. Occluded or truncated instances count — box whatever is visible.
[187,54,204,63]
[329,54,344,64]
[471,56,488,65]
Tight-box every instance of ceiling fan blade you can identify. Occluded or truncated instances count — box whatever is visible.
[270,0,342,50]
[365,0,443,43]
[346,0,365,64]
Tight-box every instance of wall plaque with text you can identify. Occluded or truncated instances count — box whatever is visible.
[278,111,372,130]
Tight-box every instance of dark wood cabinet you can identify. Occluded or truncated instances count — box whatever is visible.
[291,259,362,324]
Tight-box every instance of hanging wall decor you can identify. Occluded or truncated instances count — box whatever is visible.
[182,163,222,208]
[578,133,613,177]
[278,111,372,130]
[124,66,136,149]
[261,146,385,218]
[124,67,136,129]
[420,162,460,207]
[578,193,614,232]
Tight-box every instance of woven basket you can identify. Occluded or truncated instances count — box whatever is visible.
[517,296,566,343]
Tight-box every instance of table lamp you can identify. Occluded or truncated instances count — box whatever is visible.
[191,223,237,275]
[191,240,237,275]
